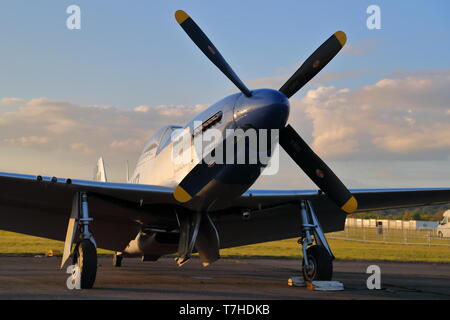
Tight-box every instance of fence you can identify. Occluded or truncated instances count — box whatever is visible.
[345,218,438,230]
[328,225,450,247]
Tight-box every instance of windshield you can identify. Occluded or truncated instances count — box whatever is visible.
[157,125,183,154]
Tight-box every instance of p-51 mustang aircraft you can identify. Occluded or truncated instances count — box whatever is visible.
[1,10,450,289]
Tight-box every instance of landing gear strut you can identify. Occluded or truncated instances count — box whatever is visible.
[298,200,333,281]
[175,211,202,266]
[62,192,98,289]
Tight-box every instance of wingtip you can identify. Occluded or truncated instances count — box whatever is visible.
[334,31,347,47]
[175,10,190,24]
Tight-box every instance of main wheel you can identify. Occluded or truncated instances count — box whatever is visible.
[73,239,97,289]
[438,231,444,238]
[302,245,333,281]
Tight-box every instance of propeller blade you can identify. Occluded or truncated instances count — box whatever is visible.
[174,161,225,203]
[175,10,252,97]
[279,31,347,99]
[279,125,357,213]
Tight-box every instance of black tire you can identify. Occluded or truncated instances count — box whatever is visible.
[438,231,444,238]
[113,253,123,267]
[302,245,333,281]
[74,239,97,289]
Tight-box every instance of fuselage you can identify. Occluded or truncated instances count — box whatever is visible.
[130,88,290,211]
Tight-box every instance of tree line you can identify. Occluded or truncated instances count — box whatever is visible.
[348,204,450,221]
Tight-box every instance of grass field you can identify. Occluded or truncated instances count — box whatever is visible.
[0,231,112,256]
[1,230,449,263]
[221,238,450,262]
[330,227,450,246]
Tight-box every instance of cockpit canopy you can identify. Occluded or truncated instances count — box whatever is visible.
[141,125,183,160]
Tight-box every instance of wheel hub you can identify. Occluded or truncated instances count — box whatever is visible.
[304,255,317,281]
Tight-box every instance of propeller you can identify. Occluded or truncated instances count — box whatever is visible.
[175,10,252,97]
[174,10,357,213]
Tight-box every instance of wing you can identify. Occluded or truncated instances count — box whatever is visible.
[214,188,450,249]
[2,170,450,253]
[0,172,178,252]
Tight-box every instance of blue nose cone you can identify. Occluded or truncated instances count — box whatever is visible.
[233,89,290,130]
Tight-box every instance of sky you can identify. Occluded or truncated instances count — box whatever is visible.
[0,1,450,189]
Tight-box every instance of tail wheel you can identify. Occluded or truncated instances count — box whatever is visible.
[302,245,333,281]
[74,239,97,289]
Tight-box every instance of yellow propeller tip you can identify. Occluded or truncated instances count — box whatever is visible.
[175,10,190,24]
[341,196,358,213]
[334,31,347,47]
[174,185,192,203]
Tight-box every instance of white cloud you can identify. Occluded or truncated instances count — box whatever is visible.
[70,142,93,154]
[109,139,143,152]
[298,70,450,160]
[0,98,208,159]
[3,136,50,147]
[133,105,150,112]
[0,97,25,105]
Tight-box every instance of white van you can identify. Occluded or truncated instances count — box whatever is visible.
[437,210,450,238]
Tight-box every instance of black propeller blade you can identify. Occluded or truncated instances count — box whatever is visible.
[174,161,225,203]
[279,31,346,99]
[279,125,357,213]
[175,10,252,97]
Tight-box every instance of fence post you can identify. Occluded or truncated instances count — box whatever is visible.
[428,230,431,247]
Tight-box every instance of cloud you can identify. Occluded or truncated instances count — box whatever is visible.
[298,69,450,160]
[3,136,50,148]
[109,139,143,152]
[0,98,208,159]
[133,105,150,112]
[135,104,207,117]
[0,97,25,105]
